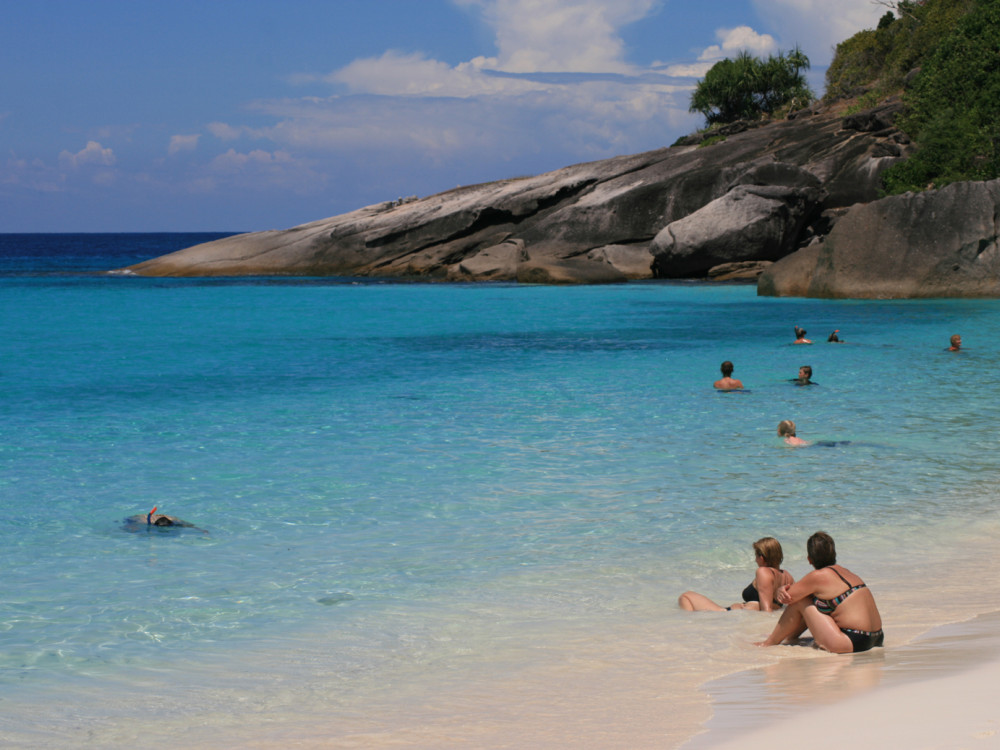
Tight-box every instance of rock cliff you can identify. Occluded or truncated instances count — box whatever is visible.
[758,178,1000,298]
[121,101,909,285]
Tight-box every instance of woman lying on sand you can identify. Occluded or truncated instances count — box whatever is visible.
[679,537,794,613]
[756,531,884,653]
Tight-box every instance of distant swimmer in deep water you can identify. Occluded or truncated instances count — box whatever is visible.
[124,506,205,533]
[713,360,744,390]
[679,537,795,613]
[793,326,812,344]
[778,420,809,446]
[828,330,843,343]
[947,334,962,351]
[791,365,815,385]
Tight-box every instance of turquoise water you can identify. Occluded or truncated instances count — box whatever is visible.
[3,236,1000,747]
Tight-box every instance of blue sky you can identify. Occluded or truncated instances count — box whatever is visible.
[1,0,886,232]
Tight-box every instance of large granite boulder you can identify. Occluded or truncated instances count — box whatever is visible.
[650,183,825,277]
[120,102,909,284]
[758,179,1000,298]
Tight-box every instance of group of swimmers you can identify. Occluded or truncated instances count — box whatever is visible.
[676,324,957,653]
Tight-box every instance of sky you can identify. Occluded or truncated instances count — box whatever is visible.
[0,0,888,232]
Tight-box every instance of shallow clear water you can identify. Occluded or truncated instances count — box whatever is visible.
[2,234,1000,747]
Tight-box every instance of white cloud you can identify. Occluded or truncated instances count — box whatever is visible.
[2,154,66,192]
[216,0,712,184]
[750,0,884,65]
[206,122,267,141]
[329,51,545,97]
[168,134,200,155]
[203,148,327,194]
[698,26,778,62]
[254,76,697,166]
[58,141,116,169]
[656,62,713,78]
[454,0,658,73]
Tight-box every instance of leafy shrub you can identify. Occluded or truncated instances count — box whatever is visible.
[824,0,977,99]
[883,0,1000,192]
[690,49,813,125]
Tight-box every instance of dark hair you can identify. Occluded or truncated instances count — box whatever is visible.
[795,326,806,338]
[807,531,837,568]
[720,360,734,377]
[154,516,175,527]
[828,331,839,342]
[800,365,812,378]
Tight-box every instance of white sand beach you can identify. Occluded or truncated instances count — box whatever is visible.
[688,611,1000,749]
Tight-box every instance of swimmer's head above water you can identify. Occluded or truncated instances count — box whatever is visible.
[777,420,797,438]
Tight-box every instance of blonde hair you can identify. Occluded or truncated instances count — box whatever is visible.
[777,420,797,437]
[753,537,784,568]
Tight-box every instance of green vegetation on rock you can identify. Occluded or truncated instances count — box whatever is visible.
[689,48,813,125]
[883,0,1000,192]
[826,0,976,100]
[825,0,999,193]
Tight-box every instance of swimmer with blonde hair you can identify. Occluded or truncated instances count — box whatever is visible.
[778,420,808,446]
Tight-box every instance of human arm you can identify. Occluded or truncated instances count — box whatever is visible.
[775,570,823,605]
[754,568,779,612]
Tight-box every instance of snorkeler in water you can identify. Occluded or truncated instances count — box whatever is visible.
[123,506,206,533]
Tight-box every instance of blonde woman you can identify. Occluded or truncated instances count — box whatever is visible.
[778,420,808,446]
[679,537,794,613]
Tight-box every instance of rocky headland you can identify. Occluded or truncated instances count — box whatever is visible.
[122,100,933,294]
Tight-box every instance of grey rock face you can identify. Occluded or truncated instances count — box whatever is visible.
[758,179,1000,298]
[650,184,825,277]
[121,103,907,285]
[708,260,773,281]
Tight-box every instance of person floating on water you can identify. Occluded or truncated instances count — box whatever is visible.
[778,420,808,446]
[713,360,744,390]
[792,365,814,385]
[828,330,843,343]
[755,531,884,653]
[124,506,206,533]
[678,537,794,612]
[948,334,962,351]
[793,326,812,344]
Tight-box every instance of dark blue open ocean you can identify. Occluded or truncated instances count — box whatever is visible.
[3,233,1000,748]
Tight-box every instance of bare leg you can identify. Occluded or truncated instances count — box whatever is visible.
[803,607,854,653]
[756,597,810,646]
[678,591,727,611]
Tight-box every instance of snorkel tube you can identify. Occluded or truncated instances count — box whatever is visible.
[147,506,157,525]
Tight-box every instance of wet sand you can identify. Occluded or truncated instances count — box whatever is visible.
[686,610,1000,749]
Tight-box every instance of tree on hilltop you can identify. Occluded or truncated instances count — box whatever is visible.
[689,48,813,126]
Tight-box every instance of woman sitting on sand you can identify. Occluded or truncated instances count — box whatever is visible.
[756,531,884,653]
[679,537,794,613]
